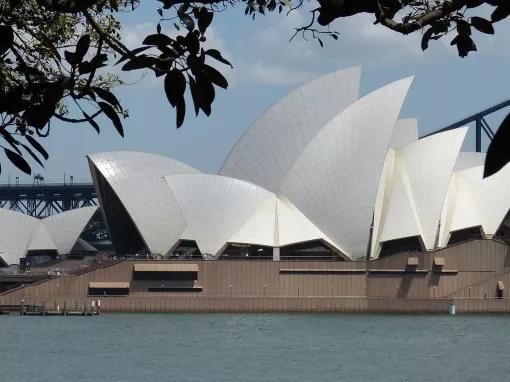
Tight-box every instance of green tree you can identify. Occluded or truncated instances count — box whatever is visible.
[0,0,509,176]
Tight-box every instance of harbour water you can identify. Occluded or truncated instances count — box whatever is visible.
[1,313,509,381]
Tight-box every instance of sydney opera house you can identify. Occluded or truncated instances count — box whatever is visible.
[87,67,509,262]
[1,67,510,313]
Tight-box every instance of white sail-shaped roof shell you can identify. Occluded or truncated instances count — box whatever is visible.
[27,221,57,251]
[227,194,344,255]
[280,77,413,259]
[390,119,419,149]
[165,174,274,256]
[220,67,361,193]
[72,237,98,253]
[375,128,467,253]
[44,206,97,255]
[454,152,486,171]
[0,209,39,265]
[378,172,423,244]
[88,151,199,255]
[439,163,510,245]
[228,194,277,247]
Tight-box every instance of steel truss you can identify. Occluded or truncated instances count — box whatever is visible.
[0,183,97,217]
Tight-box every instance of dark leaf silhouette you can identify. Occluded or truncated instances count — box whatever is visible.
[115,46,150,64]
[491,3,510,22]
[122,55,157,71]
[25,135,49,160]
[484,112,510,178]
[20,143,44,167]
[202,64,228,89]
[198,9,213,34]
[164,69,186,107]
[421,28,434,50]
[143,33,173,46]
[471,17,494,34]
[204,49,232,68]
[92,87,122,111]
[98,102,124,137]
[0,25,14,55]
[4,148,31,175]
[82,112,101,134]
[75,34,90,62]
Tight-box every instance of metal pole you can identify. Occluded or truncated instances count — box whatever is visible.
[476,118,482,152]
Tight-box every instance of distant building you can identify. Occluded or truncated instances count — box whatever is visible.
[0,207,97,266]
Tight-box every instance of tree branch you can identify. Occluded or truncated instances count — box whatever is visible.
[375,1,465,35]
[35,0,104,14]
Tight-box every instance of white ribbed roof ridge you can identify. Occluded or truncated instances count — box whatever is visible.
[0,209,39,265]
[280,77,414,259]
[88,151,200,255]
[44,206,98,255]
[165,174,274,256]
[220,67,361,192]
[373,127,468,256]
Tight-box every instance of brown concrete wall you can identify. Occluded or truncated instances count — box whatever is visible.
[2,239,510,313]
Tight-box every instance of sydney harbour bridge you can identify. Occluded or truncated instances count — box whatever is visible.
[0,180,97,218]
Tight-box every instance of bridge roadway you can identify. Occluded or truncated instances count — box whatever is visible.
[0,182,97,217]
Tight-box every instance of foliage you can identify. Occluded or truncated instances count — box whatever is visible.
[0,0,509,176]
[485,112,510,178]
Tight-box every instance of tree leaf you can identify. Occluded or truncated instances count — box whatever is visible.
[198,9,213,34]
[82,112,100,134]
[188,75,201,116]
[82,111,101,134]
[78,61,93,74]
[451,34,477,57]
[143,33,173,46]
[204,49,232,68]
[98,102,124,137]
[421,28,434,51]
[23,104,54,129]
[4,148,31,175]
[122,55,157,71]
[0,25,14,55]
[465,0,486,8]
[484,112,510,178]
[75,34,90,62]
[115,46,150,65]
[175,97,186,128]
[64,50,78,66]
[20,143,44,168]
[491,3,510,22]
[194,71,214,116]
[164,69,186,107]
[471,17,494,34]
[456,20,471,36]
[202,64,228,89]
[25,135,49,160]
[0,129,22,155]
[180,13,195,31]
[92,87,122,111]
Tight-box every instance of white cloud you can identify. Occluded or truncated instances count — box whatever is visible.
[121,22,157,49]
[110,22,234,89]
[244,61,316,85]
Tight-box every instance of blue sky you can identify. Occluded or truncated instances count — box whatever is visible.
[2,3,510,183]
